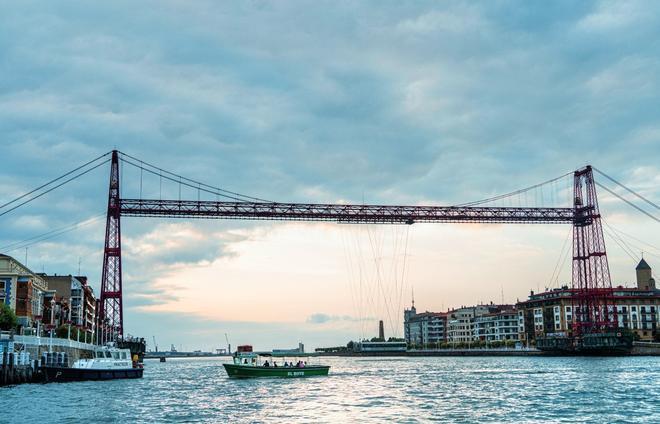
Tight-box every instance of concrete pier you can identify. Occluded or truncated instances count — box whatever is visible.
[0,335,97,386]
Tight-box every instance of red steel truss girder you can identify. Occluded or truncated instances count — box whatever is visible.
[101,155,612,341]
[119,199,576,224]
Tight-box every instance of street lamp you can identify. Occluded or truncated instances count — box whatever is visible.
[67,297,72,341]
[49,298,55,327]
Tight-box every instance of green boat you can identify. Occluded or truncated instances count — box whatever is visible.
[223,351,330,378]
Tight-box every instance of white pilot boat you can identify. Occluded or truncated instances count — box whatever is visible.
[41,345,144,382]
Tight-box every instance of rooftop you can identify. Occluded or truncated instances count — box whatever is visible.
[636,258,651,270]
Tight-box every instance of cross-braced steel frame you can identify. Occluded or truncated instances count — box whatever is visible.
[97,150,612,342]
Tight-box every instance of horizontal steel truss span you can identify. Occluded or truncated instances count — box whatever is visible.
[120,199,577,224]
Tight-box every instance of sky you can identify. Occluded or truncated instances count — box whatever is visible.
[1,0,659,351]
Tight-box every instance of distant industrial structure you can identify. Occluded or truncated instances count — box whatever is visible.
[404,259,659,347]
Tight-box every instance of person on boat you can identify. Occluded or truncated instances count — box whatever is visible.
[284,361,289,367]
[273,361,278,367]
[263,360,270,367]
[243,359,248,365]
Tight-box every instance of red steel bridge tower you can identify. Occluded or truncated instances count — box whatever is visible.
[571,166,616,336]
[97,150,617,348]
[98,151,123,343]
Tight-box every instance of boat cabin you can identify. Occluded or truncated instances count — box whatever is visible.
[74,346,136,370]
[232,351,320,368]
[224,349,330,378]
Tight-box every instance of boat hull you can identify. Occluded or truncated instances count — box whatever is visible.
[223,363,329,378]
[41,366,144,382]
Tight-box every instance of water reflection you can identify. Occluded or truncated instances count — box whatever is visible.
[2,356,658,423]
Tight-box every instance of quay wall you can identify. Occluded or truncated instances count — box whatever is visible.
[1,335,97,386]
[632,342,660,355]
[1,350,37,387]
[319,346,660,357]
[318,349,544,357]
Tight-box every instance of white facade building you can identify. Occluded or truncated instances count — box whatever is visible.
[474,309,519,341]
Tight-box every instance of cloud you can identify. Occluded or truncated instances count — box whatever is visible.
[1,0,659,348]
[306,313,362,325]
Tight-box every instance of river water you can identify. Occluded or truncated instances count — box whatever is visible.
[2,356,659,423]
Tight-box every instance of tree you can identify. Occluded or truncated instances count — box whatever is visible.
[0,303,18,331]
[55,324,69,338]
[55,324,82,340]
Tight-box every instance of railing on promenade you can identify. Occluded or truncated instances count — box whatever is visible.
[13,335,97,351]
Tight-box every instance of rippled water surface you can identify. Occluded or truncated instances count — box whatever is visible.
[3,356,659,423]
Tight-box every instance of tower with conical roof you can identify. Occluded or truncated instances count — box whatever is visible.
[636,258,655,290]
[403,289,417,345]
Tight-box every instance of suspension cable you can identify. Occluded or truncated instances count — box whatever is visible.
[594,167,659,211]
[0,151,111,211]
[120,156,256,202]
[602,219,659,280]
[0,212,106,252]
[602,225,639,264]
[604,222,660,254]
[548,226,572,288]
[601,221,658,281]
[454,171,573,207]
[595,182,659,223]
[0,158,111,219]
[118,151,274,203]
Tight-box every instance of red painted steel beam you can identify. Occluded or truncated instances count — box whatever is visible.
[119,199,576,224]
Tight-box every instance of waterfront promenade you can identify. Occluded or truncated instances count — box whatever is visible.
[318,342,660,357]
[12,335,96,362]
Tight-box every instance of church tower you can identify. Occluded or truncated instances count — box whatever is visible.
[636,258,655,290]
